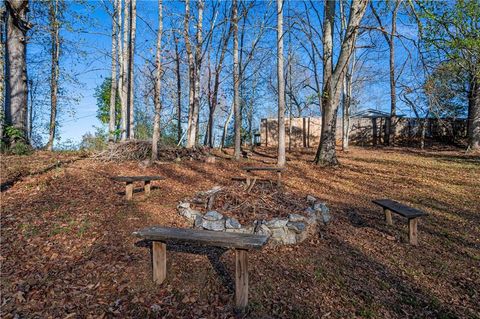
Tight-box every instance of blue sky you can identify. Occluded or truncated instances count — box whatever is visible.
[26,0,422,147]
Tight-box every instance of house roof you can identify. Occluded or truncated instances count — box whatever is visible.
[351,108,405,118]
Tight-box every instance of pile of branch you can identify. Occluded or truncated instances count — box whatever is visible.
[190,183,308,224]
[94,140,211,162]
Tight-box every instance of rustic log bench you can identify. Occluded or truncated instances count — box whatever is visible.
[111,176,165,200]
[373,199,427,245]
[240,166,286,191]
[133,226,268,311]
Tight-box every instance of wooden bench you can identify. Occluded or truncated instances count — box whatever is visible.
[133,226,268,311]
[111,176,165,200]
[373,199,427,245]
[241,166,286,191]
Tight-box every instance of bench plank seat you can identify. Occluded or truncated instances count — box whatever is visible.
[133,226,268,250]
[133,226,268,311]
[111,175,165,182]
[241,166,285,172]
[373,199,426,218]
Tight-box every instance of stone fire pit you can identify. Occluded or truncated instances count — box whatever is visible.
[177,186,331,245]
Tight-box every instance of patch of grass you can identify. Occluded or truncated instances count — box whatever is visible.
[357,306,377,318]
[20,223,40,238]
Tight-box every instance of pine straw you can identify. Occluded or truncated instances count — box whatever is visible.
[94,140,211,162]
[191,182,308,224]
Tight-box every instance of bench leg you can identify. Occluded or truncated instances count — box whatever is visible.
[384,208,393,225]
[152,242,167,284]
[408,218,418,246]
[235,249,248,311]
[125,182,134,200]
[277,172,282,187]
[144,180,151,196]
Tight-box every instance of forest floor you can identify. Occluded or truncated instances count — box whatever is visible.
[1,146,479,318]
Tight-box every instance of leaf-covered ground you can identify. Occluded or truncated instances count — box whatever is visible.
[1,147,479,318]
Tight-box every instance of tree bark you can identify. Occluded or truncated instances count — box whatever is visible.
[108,0,119,142]
[277,0,286,167]
[0,5,6,140]
[467,76,480,150]
[5,0,30,144]
[174,32,182,144]
[128,0,136,139]
[151,0,163,161]
[46,0,60,151]
[193,0,203,145]
[120,0,130,141]
[314,0,368,166]
[233,0,241,160]
[184,0,196,148]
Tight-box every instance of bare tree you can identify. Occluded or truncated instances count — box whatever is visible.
[233,0,241,159]
[151,0,163,161]
[370,0,401,145]
[45,0,60,151]
[120,0,130,141]
[205,4,231,147]
[0,5,6,140]
[277,0,286,166]
[128,0,136,139]
[108,0,119,142]
[314,0,369,166]
[184,0,196,148]
[173,31,182,144]
[5,0,31,144]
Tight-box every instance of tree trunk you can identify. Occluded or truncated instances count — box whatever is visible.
[193,0,203,145]
[314,0,368,166]
[277,0,286,167]
[174,33,182,144]
[233,0,241,160]
[108,0,119,142]
[467,76,480,150]
[5,0,30,144]
[184,0,196,148]
[151,0,163,161]
[221,102,233,149]
[46,0,60,151]
[128,0,136,139]
[120,0,130,141]
[0,5,6,140]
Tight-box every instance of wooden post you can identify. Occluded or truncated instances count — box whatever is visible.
[152,241,167,283]
[408,218,418,246]
[144,180,151,195]
[126,182,134,200]
[384,208,393,225]
[277,171,282,187]
[235,249,248,311]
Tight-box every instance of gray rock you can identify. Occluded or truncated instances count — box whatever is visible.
[270,227,287,241]
[181,209,202,221]
[282,230,297,245]
[286,222,306,234]
[225,217,241,229]
[288,213,305,222]
[202,218,225,231]
[177,202,190,209]
[203,210,224,221]
[255,224,272,237]
[193,215,203,229]
[306,195,317,204]
[265,218,288,228]
[313,202,331,224]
